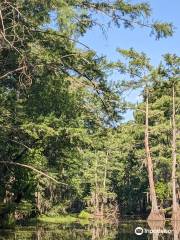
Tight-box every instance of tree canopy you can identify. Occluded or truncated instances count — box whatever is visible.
[0,0,179,224]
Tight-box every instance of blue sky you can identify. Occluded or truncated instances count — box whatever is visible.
[80,0,180,121]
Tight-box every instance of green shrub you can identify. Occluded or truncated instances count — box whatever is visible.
[78,210,91,219]
[46,203,68,217]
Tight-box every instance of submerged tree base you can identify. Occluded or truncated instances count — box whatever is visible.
[147,219,165,232]
[147,210,165,222]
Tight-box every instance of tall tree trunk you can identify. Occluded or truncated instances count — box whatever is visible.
[94,155,100,216]
[171,83,180,221]
[145,88,164,221]
[100,151,108,217]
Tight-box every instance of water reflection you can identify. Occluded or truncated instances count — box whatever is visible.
[147,219,165,240]
[0,224,117,240]
[0,221,179,240]
[172,220,180,240]
[88,223,117,240]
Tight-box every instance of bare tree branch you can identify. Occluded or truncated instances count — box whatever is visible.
[0,161,67,185]
[0,66,25,80]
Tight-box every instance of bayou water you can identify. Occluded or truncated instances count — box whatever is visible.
[0,221,178,239]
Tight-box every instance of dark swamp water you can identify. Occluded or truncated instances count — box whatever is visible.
[0,221,179,240]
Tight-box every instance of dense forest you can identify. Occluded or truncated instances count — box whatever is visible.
[0,0,179,228]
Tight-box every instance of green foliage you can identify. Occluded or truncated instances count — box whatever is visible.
[38,215,78,224]
[156,182,170,203]
[152,22,174,39]
[0,0,178,223]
